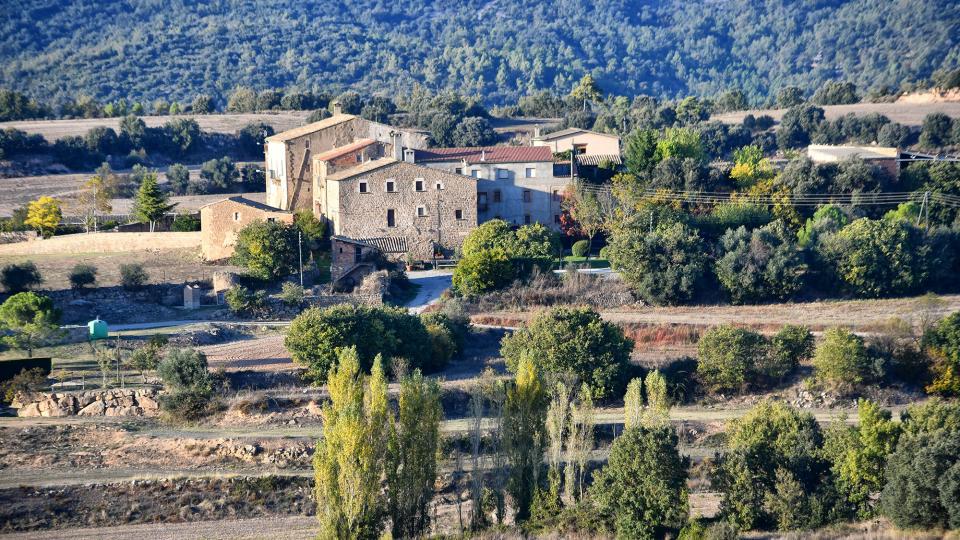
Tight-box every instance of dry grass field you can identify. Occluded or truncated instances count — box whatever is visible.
[0,112,313,141]
[712,100,960,126]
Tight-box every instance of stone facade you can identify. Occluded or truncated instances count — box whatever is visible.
[200,196,294,261]
[264,114,429,211]
[15,388,162,417]
[330,235,382,286]
[316,158,476,261]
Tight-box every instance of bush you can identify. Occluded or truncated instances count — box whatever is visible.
[923,312,960,396]
[880,426,960,529]
[452,248,515,296]
[279,281,305,307]
[696,325,770,394]
[768,325,814,383]
[590,426,689,538]
[500,306,634,399]
[156,348,217,420]
[285,304,434,383]
[1,261,42,292]
[571,239,589,258]
[425,322,457,369]
[813,328,873,390]
[715,221,807,304]
[225,285,267,316]
[231,220,298,280]
[171,213,200,232]
[420,310,469,355]
[119,263,148,290]
[68,264,97,290]
[607,219,708,305]
[713,401,831,531]
[1,367,47,403]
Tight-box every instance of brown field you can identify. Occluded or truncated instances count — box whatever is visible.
[0,167,262,217]
[0,112,312,142]
[712,101,960,127]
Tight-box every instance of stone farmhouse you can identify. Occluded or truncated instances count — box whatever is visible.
[412,146,568,227]
[532,127,621,158]
[199,196,294,260]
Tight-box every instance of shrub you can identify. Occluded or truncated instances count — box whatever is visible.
[225,285,267,316]
[230,220,298,280]
[68,264,97,290]
[767,325,814,383]
[425,322,457,369]
[1,367,47,403]
[813,328,872,390]
[119,263,148,290]
[452,248,515,296]
[923,312,960,396]
[590,426,689,538]
[713,401,831,531]
[696,325,770,394]
[880,426,960,529]
[607,219,708,305]
[420,311,469,355]
[285,304,433,383]
[571,239,589,258]
[715,221,807,304]
[171,213,200,231]
[1,261,42,292]
[500,307,633,399]
[0,292,62,357]
[279,282,305,308]
[156,348,217,421]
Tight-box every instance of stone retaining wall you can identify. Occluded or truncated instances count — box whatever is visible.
[14,388,162,417]
[0,231,201,255]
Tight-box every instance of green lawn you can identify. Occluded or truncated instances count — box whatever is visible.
[560,256,610,269]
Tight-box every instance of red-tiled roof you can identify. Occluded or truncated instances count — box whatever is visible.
[314,139,376,162]
[414,146,552,164]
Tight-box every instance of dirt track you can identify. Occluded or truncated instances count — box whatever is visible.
[0,516,320,540]
[712,101,960,126]
[199,334,293,372]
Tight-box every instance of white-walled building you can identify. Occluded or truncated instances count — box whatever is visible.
[411,146,570,228]
[532,127,621,157]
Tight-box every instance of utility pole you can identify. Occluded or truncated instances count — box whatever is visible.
[916,191,930,230]
[298,230,304,287]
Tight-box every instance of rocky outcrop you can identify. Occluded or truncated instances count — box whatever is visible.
[15,388,163,418]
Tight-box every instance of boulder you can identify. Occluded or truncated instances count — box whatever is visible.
[17,402,41,417]
[78,400,106,416]
[137,395,159,411]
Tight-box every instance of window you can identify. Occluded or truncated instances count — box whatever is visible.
[455,209,463,220]
[354,245,362,263]
[471,169,480,178]
[417,206,427,217]
[359,181,368,193]
[355,153,362,163]
[436,182,443,190]
[524,214,532,225]
[386,180,396,193]
[267,217,275,223]
[552,189,561,201]
[554,214,561,224]
[414,179,425,192]
[525,167,536,178]
[304,140,310,149]
[573,143,587,155]
[493,190,501,203]
[478,192,488,211]
[496,168,509,179]
[233,212,240,222]
[386,209,395,227]
[455,167,463,175]
[523,190,532,203]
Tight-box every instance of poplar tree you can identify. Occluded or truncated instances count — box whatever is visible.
[566,383,595,501]
[313,348,388,539]
[131,171,175,232]
[503,355,547,522]
[544,381,571,507]
[386,370,443,538]
[642,369,670,427]
[624,377,644,429]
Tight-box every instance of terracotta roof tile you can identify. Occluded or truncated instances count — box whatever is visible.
[414,146,552,164]
[314,139,376,162]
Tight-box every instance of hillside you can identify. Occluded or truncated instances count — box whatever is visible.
[2,0,958,107]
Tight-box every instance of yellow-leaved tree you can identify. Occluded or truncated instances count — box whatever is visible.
[313,347,389,539]
[25,196,62,238]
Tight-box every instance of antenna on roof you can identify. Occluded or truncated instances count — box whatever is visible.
[481,150,486,161]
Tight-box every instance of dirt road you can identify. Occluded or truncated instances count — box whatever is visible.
[712,101,960,126]
[0,516,320,540]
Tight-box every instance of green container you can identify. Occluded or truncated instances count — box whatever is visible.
[88,318,108,340]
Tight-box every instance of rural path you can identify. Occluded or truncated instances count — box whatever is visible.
[405,269,453,314]
[0,516,320,540]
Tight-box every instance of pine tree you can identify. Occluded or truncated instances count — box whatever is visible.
[131,172,175,232]
[386,370,443,538]
[313,348,387,539]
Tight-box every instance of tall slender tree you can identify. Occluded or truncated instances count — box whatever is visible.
[503,354,548,522]
[624,377,644,429]
[544,381,571,507]
[566,383,595,501]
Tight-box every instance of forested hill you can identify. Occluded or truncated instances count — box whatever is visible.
[2,0,958,107]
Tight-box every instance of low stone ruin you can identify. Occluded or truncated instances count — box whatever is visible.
[14,388,162,418]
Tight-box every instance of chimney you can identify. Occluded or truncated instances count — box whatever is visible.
[481,149,486,162]
[533,125,542,138]
[331,100,342,116]
[403,148,416,163]
[390,131,403,160]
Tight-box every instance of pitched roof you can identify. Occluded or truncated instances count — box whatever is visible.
[575,154,623,166]
[200,196,289,212]
[413,146,553,164]
[264,114,357,143]
[533,127,620,141]
[324,157,398,181]
[314,139,377,162]
[358,236,408,253]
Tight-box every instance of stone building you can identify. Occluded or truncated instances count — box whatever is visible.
[411,145,569,228]
[315,157,477,260]
[199,196,294,261]
[264,113,429,211]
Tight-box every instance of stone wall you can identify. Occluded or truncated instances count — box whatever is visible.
[0,232,201,255]
[199,197,293,261]
[0,231,38,244]
[14,388,162,417]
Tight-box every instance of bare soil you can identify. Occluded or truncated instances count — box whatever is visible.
[0,112,312,142]
[711,101,960,127]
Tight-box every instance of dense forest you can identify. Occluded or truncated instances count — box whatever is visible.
[1,0,958,107]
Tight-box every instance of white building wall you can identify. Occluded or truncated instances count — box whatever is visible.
[265,141,288,209]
